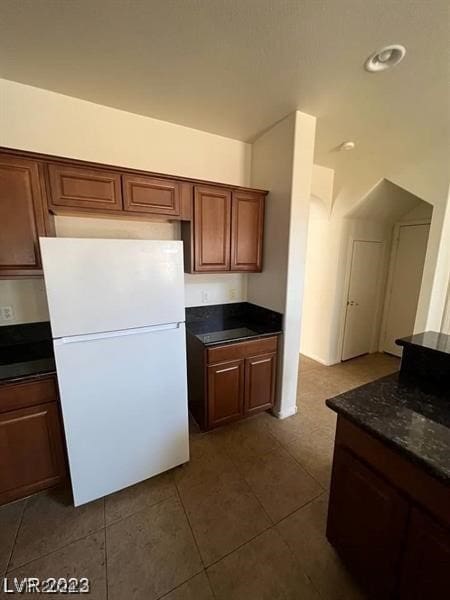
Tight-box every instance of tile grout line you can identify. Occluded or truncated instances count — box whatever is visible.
[204,569,219,600]
[278,436,331,491]
[214,424,294,528]
[223,427,326,527]
[103,498,108,600]
[275,490,328,529]
[149,487,206,600]
[5,498,27,574]
[104,486,177,528]
[174,481,206,570]
[174,453,275,573]
[204,524,275,571]
[6,524,107,573]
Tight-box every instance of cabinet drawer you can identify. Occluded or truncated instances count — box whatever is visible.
[122,174,181,216]
[0,376,58,414]
[47,164,122,212]
[207,335,278,364]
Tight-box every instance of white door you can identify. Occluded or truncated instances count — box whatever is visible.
[40,238,185,337]
[54,323,189,506]
[383,223,430,356]
[342,241,384,361]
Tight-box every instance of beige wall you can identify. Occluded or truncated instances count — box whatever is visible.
[249,111,316,418]
[0,279,49,325]
[301,175,434,365]
[0,79,251,324]
[442,282,450,335]
[1,79,251,185]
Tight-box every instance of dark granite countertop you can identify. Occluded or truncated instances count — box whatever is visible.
[326,373,450,482]
[396,331,450,355]
[0,322,56,384]
[185,302,282,346]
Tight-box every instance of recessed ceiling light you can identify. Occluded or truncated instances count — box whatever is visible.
[365,44,406,72]
[340,141,355,151]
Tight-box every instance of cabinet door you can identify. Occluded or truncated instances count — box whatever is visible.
[207,359,244,428]
[327,445,409,599]
[231,191,264,272]
[122,174,180,216]
[194,186,231,272]
[244,352,276,415]
[0,154,47,276]
[0,402,66,505]
[399,508,450,599]
[47,163,122,212]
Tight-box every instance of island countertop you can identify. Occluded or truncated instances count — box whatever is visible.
[326,373,450,483]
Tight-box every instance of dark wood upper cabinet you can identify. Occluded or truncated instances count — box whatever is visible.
[207,359,244,428]
[122,174,181,216]
[0,154,47,276]
[193,185,232,272]
[187,186,265,273]
[231,192,264,272]
[327,445,409,599]
[244,352,276,415]
[399,508,450,600]
[0,376,66,506]
[0,147,268,277]
[47,163,122,212]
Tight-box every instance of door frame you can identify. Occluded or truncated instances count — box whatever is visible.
[339,238,386,362]
[379,219,431,353]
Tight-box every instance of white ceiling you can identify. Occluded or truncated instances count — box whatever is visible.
[0,0,448,190]
[348,179,428,223]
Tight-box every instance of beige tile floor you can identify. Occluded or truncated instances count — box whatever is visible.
[0,352,399,599]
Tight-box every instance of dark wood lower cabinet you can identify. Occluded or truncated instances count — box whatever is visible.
[399,508,450,600]
[207,359,244,427]
[327,446,408,599]
[327,417,450,600]
[187,334,278,430]
[244,352,276,415]
[0,375,67,506]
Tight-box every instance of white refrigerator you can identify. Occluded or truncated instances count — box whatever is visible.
[40,237,189,506]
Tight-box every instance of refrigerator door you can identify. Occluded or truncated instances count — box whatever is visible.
[54,323,189,506]
[40,238,185,338]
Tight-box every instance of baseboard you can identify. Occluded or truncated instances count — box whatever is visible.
[300,351,338,367]
[272,405,298,420]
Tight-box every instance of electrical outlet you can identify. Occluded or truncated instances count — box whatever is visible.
[0,305,15,322]
[201,290,209,304]
[229,288,237,300]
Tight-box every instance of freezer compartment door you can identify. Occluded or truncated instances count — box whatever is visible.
[40,238,185,338]
[54,323,189,506]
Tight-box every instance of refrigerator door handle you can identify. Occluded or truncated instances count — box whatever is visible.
[55,322,183,345]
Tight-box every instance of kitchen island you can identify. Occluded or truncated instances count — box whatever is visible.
[325,332,450,599]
